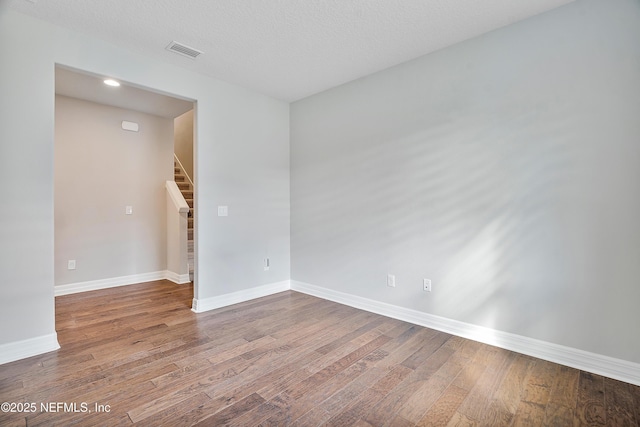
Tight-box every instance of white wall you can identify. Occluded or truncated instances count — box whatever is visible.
[0,11,290,355]
[55,95,173,285]
[174,109,194,181]
[291,0,640,363]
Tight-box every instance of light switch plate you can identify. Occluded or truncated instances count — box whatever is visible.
[218,206,228,217]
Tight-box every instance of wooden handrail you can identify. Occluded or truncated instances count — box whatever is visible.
[174,154,195,189]
[165,180,190,213]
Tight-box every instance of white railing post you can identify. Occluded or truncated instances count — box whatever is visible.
[165,181,190,283]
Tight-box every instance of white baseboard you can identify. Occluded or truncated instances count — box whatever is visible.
[0,333,60,365]
[55,271,178,296]
[192,280,291,313]
[49,274,640,386]
[165,270,191,285]
[291,280,640,387]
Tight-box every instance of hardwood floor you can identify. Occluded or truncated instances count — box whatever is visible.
[1,280,639,426]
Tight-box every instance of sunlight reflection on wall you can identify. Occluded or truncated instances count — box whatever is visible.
[291,0,640,362]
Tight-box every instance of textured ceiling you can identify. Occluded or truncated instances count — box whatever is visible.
[10,0,574,102]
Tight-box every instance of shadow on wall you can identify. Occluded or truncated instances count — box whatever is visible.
[293,101,585,334]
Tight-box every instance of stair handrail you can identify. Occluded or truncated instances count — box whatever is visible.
[173,154,195,190]
[166,180,189,213]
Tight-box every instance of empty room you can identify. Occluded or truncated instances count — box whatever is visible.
[1,0,639,425]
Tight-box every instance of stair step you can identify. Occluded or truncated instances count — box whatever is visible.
[175,159,194,239]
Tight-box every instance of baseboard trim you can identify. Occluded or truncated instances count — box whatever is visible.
[291,280,640,386]
[165,270,191,285]
[0,333,60,365]
[192,280,291,313]
[50,275,640,385]
[55,271,171,296]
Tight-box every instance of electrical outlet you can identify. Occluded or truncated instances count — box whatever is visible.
[68,260,76,270]
[423,279,432,292]
[387,274,396,287]
[264,258,270,271]
[125,206,133,215]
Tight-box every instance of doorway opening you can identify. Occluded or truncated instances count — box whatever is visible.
[53,65,197,302]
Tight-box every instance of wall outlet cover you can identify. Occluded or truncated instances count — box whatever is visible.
[387,274,396,287]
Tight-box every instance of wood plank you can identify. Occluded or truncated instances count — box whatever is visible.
[455,348,514,422]
[445,411,478,427]
[520,359,557,405]
[325,365,413,427]
[275,348,390,424]
[416,385,469,427]
[363,345,455,425]
[317,365,390,417]
[479,354,535,426]
[631,381,640,425]
[548,364,579,408]
[289,335,391,400]
[491,354,535,414]
[200,327,350,414]
[604,377,638,426]
[543,364,579,425]
[386,414,414,427]
[398,341,476,423]
[400,329,451,370]
[228,398,284,427]
[193,393,265,426]
[315,315,387,355]
[0,281,637,426]
[0,413,27,427]
[576,371,607,426]
[130,392,211,426]
[510,401,547,426]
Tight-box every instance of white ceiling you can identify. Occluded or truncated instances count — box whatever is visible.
[10,0,574,102]
[55,66,194,118]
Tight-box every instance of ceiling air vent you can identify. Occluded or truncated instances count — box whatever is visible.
[166,41,202,59]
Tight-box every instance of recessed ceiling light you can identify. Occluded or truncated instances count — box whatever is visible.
[104,79,120,87]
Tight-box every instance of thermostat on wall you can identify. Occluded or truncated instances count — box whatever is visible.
[122,121,139,132]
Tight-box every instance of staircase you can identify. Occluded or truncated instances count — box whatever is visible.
[174,161,194,281]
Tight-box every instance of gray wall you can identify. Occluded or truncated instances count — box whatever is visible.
[174,109,194,181]
[291,0,640,363]
[0,11,290,348]
[55,95,173,285]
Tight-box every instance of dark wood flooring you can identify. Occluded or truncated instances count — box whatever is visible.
[1,280,639,426]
